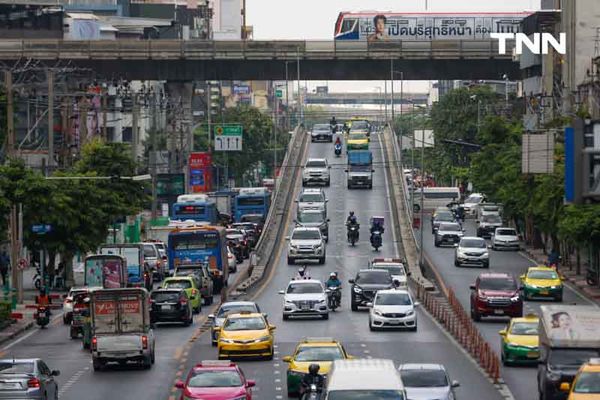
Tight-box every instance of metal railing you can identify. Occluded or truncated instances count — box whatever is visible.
[0,39,513,60]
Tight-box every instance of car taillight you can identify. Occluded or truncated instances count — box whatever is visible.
[142,335,148,350]
[91,336,97,351]
[65,299,72,304]
[27,378,41,388]
[180,298,188,306]
[191,289,198,296]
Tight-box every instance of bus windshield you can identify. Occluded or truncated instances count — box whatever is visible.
[170,234,219,250]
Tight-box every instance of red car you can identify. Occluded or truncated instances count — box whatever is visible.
[470,272,523,321]
[175,360,255,400]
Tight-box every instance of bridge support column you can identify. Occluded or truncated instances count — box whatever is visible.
[165,81,194,176]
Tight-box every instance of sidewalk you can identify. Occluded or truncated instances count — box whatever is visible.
[521,247,600,302]
[0,302,36,346]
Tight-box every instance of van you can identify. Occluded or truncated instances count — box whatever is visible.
[411,187,461,212]
[325,359,407,399]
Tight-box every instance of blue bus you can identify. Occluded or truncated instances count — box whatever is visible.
[234,187,271,222]
[172,194,220,224]
[167,225,228,292]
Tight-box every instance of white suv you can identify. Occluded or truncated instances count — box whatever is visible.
[368,289,418,331]
[287,227,326,265]
[279,279,329,320]
[296,188,328,217]
[491,227,520,251]
[302,158,331,187]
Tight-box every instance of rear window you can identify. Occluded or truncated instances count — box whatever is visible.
[0,362,34,374]
[151,291,181,303]
[356,271,391,284]
[400,369,448,388]
[164,280,192,290]
[143,245,157,258]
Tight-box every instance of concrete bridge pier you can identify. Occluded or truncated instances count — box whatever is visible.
[165,81,194,174]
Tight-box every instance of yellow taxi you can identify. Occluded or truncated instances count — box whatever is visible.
[499,314,540,366]
[561,358,600,399]
[346,132,369,150]
[520,266,564,301]
[161,276,202,313]
[216,311,275,360]
[282,338,352,396]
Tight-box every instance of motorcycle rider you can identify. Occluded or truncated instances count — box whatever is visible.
[370,219,385,242]
[325,272,342,307]
[346,211,359,241]
[330,116,337,133]
[300,364,325,398]
[35,288,52,317]
[295,266,310,280]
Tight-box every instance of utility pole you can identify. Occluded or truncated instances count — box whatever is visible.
[390,59,394,122]
[285,61,290,130]
[206,83,212,151]
[102,90,107,141]
[151,91,158,218]
[419,127,425,268]
[47,70,54,173]
[6,71,14,156]
[297,48,302,124]
[132,93,139,171]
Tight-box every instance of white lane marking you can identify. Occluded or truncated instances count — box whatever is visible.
[58,366,89,396]
[518,252,598,307]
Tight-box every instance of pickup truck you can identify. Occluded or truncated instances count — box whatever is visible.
[345,150,374,189]
[90,288,155,371]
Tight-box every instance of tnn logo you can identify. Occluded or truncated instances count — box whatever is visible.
[491,33,567,55]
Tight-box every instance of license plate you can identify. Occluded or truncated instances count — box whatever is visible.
[493,309,504,315]
[388,320,400,325]
[301,304,310,310]
[161,305,171,311]
[0,382,20,389]
[540,290,549,295]
[527,351,539,358]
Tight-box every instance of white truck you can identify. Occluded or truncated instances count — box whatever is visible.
[90,288,155,371]
[537,305,600,400]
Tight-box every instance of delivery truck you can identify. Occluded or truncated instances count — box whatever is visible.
[345,150,374,189]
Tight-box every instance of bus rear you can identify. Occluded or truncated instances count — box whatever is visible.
[234,187,271,222]
[167,226,228,292]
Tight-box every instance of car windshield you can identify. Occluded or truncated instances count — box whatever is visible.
[217,305,257,318]
[356,271,391,284]
[164,280,192,290]
[352,121,369,129]
[306,161,326,168]
[478,277,517,291]
[292,230,321,240]
[223,317,266,331]
[549,349,600,368]
[496,229,516,236]
[460,239,486,248]
[327,391,405,399]
[299,194,324,203]
[435,213,455,222]
[349,133,367,140]
[151,291,180,302]
[287,283,323,294]
[400,369,448,388]
[313,124,330,131]
[439,223,461,231]
[298,212,324,223]
[573,371,600,393]
[376,292,412,306]
[188,370,243,388]
[295,346,344,361]
[510,322,539,335]
[528,270,559,280]
[226,230,244,236]
[482,214,502,223]
[465,195,483,204]
[372,265,405,276]
[0,362,34,374]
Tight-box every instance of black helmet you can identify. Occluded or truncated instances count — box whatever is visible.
[308,364,320,375]
[349,211,355,216]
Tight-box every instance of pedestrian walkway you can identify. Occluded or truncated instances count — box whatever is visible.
[521,247,600,302]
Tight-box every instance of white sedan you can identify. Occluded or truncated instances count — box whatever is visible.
[491,227,521,251]
[368,289,418,331]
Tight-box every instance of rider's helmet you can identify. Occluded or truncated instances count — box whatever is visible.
[298,267,305,277]
[308,364,320,376]
[349,211,355,217]
[330,272,337,279]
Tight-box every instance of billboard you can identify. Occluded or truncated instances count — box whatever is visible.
[541,305,600,348]
[189,152,213,193]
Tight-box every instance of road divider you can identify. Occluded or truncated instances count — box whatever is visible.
[232,125,308,295]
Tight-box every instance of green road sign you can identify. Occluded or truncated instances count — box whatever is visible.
[276,89,283,98]
[214,124,243,136]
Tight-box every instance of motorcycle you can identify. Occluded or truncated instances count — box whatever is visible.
[334,142,342,157]
[301,384,321,400]
[34,305,50,328]
[347,224,359,246]
[586,267,598,286]
[370,231,383,251]
[327,286,341,311]
[32,266,42,290]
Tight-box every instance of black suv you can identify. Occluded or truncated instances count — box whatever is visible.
[150,289,193,326]
[349,269,393,311]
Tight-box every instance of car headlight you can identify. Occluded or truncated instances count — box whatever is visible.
[285,301,294,306]
[510,295,521,302]
[482,252,489,257]
[547,370,562,382]
[406,309,415,316]
[374,309,383,316]
[353,286,362,293]
[254,335,271,343]
[550,285,561,290]
[219,338,235,344]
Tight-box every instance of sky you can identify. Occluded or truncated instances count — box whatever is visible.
[246,0,541,93]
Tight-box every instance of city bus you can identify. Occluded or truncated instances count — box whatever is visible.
[334,12,530,41]
[234,187,271,222]
[411,187,461,212]
[171,194,220,224]
[167,224,228,293]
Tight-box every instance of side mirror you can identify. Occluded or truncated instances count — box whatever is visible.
[278,290,285,295]
[269,325,276,331]
[208,314,215,320]
[498,329,507,336]
[407,271,412,276]
[282,356,292,363]
[51,370,60,377]
[451,380,460,388]
[285,236,290,241]
[294,200,299,203]
[293,220,298,224]
[469,284,476,290]
[344,169,348,173]
[519,274,526,281]
[560,382,570,392]
[162,256,168,261]
[175,380,185,389]
[454,243,459,247]
[327,219,331,222]
[247,380,256,388]
[325,289,331,294]
[348,279,355,284]
[366,302,373,307]
[371,169,375,172]
[62,294,68,299]
[487,244,492,249]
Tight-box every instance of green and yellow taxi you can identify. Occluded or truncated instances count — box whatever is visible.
[216,312,275,360]
[282,337,352,396]
[520,266,564,301]
[499,314,540,366]
[346,132,369,150]
[161,276,202,313]
[560,358,600,399]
